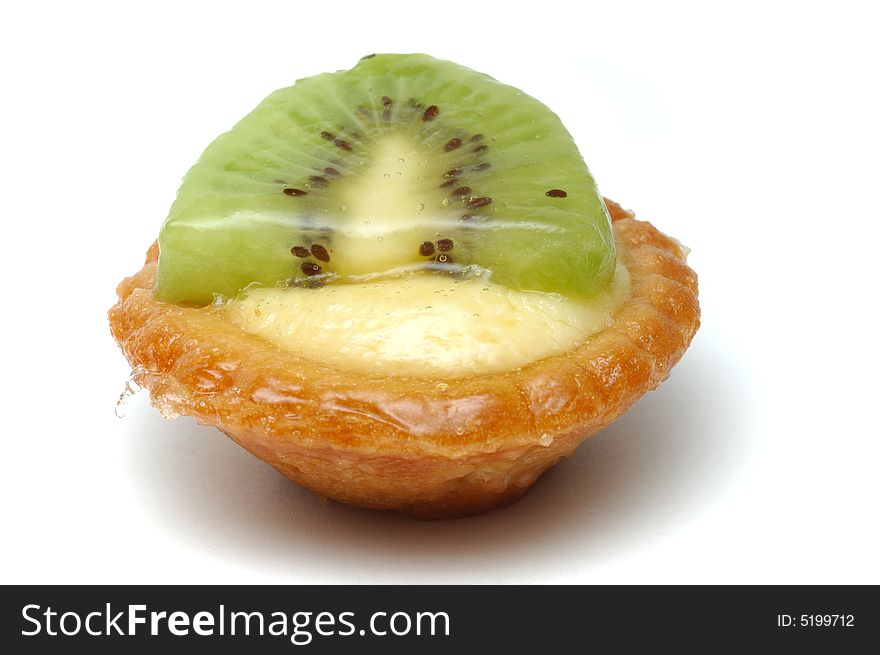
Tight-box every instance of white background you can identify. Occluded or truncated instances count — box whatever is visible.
[1,1,878,584]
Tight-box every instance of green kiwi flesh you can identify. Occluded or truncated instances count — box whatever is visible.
[155,54,615,304]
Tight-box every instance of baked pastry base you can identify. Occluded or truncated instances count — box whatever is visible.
[109,199,699,518]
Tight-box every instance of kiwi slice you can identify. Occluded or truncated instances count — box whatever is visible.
[155,54,615,304]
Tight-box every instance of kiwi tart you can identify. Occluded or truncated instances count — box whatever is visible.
[109,54,699,518]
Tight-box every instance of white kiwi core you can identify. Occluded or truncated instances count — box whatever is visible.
[330,132,439,276]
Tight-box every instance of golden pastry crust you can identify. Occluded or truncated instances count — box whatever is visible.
[109,199,699,518]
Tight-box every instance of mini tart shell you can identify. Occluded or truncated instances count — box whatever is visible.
[109,200,699,519]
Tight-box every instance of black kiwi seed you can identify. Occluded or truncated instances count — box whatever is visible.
[422,105,439,122]
[320,131,335,141]
[467,196,492,208]
[301,262,323,276]
[324,167,340,177]
[546,188,568,198]
[470,134,484,142]
[309,175,328,187]
[440,178,459,188]
[283,187,308,196]
[310,244,330,262]
[419,241,435,256]
[445,138,462,151]
[452,186,471,197]
[473,144,489,154]
[291,245,310,258]
[445,167,463,178]
[437,238,454,252]
[472,162,491,171]
[382,95,394,120]
[334,138,352,151]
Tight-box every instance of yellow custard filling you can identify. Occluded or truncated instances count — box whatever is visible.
[225,266,629,378]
